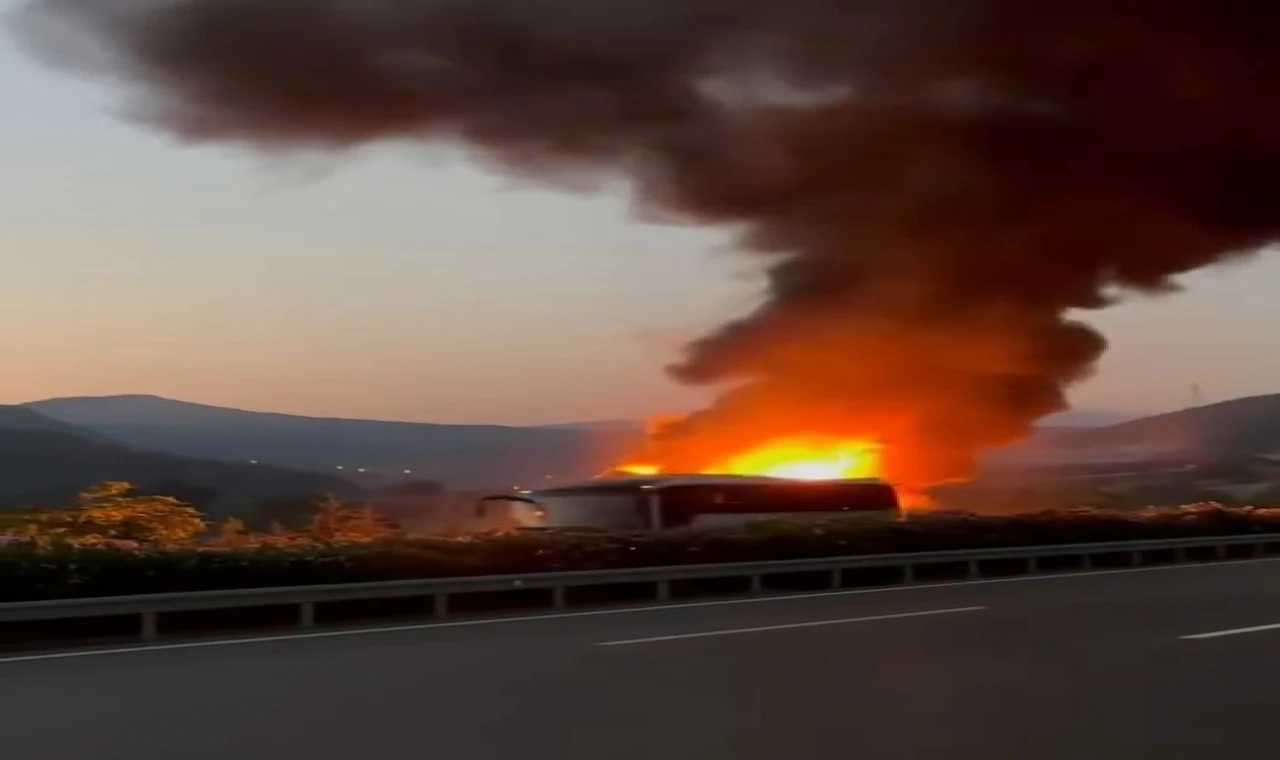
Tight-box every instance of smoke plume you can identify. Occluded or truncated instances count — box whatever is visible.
[16,0,1280,487]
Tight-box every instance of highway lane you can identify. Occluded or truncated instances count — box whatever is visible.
[4,558,1280,759]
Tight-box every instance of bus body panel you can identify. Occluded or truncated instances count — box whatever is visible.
[477,475,900,531]
[684,510,897,528]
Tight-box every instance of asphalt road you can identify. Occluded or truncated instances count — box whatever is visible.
[5,558,1280,760]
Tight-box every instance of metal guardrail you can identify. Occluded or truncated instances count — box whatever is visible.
[3,532,1280,646]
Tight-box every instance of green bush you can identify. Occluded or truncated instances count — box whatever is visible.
[2,504,1279,602]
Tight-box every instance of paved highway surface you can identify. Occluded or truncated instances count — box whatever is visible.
[5,558,1280,759]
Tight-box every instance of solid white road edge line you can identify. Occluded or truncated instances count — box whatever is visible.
[2,554,1279,665]
[1179,622,1280,640]
[595,605,988,646]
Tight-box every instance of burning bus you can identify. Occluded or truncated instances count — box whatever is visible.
[475,474,901,531]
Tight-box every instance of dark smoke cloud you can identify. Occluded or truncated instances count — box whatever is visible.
[16,0,1280,486]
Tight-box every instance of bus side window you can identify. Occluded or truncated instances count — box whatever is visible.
[657,486,699,528]
[634,494,653,530]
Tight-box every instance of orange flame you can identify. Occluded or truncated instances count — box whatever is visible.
[618,437,884,481]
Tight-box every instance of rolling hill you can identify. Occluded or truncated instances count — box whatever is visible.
[29,392,1265,490]
[981,394,1280,475]
[1057,394,1280,457]
[26,395,642,489]
[0,404,109,439]
[0,405,355,510]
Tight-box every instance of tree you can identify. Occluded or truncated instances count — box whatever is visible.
[307,496,397,542]
[50,481,208,545]
[246,494,327,531]
[215,517,252,547]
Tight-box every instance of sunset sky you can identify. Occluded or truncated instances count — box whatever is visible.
[3,4,1280,426]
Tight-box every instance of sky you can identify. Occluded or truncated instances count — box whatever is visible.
[3,5,1280,426]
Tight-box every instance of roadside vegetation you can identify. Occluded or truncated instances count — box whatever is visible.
[1,482,1279,602]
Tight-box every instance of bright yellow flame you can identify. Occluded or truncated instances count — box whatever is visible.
[756,460,854,480]
[616,437,883,481]
[709,438,882,480]
[618,463,660,476]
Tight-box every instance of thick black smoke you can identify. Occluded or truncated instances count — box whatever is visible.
[17,0,1280,486]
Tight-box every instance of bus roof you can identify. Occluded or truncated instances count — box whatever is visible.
[529,474,891,494]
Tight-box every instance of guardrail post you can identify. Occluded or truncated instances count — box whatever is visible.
[298,602,315,629]
[655,580,671,602]
[829,569,842,589]
[1174,547,1188,563]
[901,564,914,584]
[433,594,450,619]
[749,574,763,595]
[965,561,977,579]
[1080,554,1093,570]
[140,612,158,642]
[551,586,567,609]
[1027,556,1039,574]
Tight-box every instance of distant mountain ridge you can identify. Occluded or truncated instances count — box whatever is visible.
[0,405,99,437]
[983,394,1280,472]
[0,404,353,510]
[28,392,1273,489]
[542,419,646,431]
[1057,394,1280,456]
[1039,409,1135,428]
[27,395,641,489]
